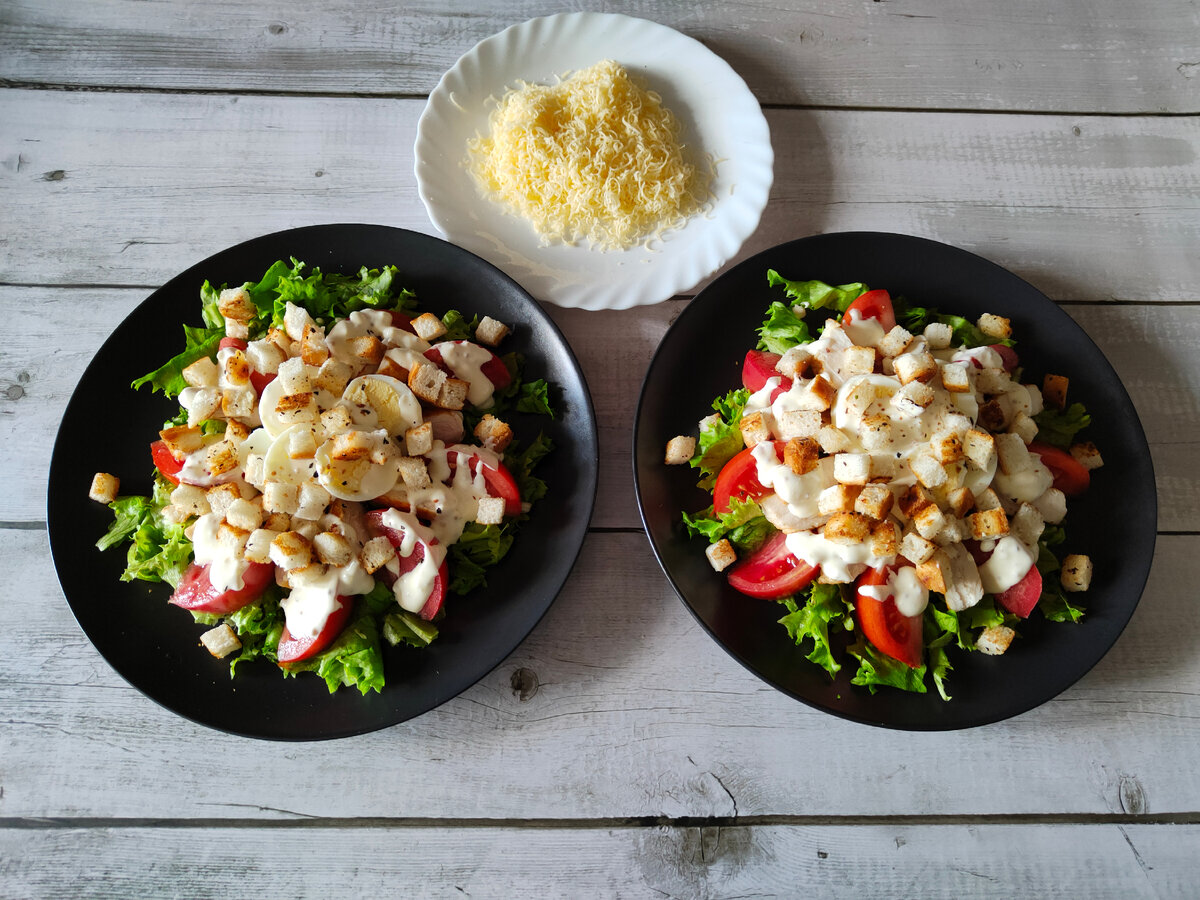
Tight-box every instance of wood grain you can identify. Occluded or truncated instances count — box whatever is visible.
[2,0,1198,113]
[1,91,1197,301]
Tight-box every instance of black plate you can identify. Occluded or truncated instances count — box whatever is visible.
[634,232,1156,730]
[49,224,598,740]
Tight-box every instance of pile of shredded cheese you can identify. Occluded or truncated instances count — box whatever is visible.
[467,59,710,251]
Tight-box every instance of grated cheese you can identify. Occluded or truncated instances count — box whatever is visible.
[467,59,711,251]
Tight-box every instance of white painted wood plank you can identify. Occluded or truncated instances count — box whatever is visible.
[6,285,1197,529]
[2,91,1196,301]
[2,0,1198,113]
[3,526,1196,820]
[0,823,1193,898]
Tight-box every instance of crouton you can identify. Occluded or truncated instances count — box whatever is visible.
[776,409,822,440]
[893,350,938,385]
[1010,502,1045,546]
[1070,441,1104,471]
[901,530,937,565]
[1042,374,1069,410]
[225,497,264,532]
[1061,554,1093,592]
[934,517,967,546]
[833,453,872,486]
[376,354,411,382]
[891,380,935,419]
[283,302,316,343]
[182,356,220,389]
[397,456,431,490]
[911,501,947,540]
[817,483,861,515]
[474,414,514,454]
[963,428,997,472]
[916,554,947,593]
[404,422,434,457]
[159,425,204,458]
[243,528,277,565]
[930,431,965,465]
[169,483,209,517]
[475,316,510,347]
[206,440,239,476]
[270,531,314,571]
[262,481,301,515]
[823,512,872,545]
[793,375,836,411]
[967,507,1010,540]
[407,360,447,405]
[784,437,820,476]
[859,415,893,452]
[910,451,948,489]
[705,539,737,572]
[349,334,385,368]
[976,625,1016,656]
[315,358,354,396]
[359,535,396,574]
[842,346,876,377]
[411,313,447,341]
[1009,412,1039,445]
[200,623,242,659]
[319,405,353,438]
[287,426,319,460]
[878,325,914,358]
[475,496,506,526]
[995,432,1032,476]
[977,313,1012,340]
[222,349,252,388]
[854,483,894,521]
[438,377,470,411]
[739,411,772,447]
[923,322,953,350]
[89,472,120,504]
[869,519,900,557]
[941,362,972,394]
[328,430,374,462]
[246,340,284,378]
[274,392,319,426]
[896,483,933,519]
[301,323,331,367]
[777,346,818,379]
[313,531,353,567]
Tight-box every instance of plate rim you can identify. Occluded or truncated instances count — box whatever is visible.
[48,222,599,740]
[413,11,774,311]
[632,230,1157,730]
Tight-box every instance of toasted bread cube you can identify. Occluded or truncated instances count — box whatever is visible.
[739,411,772,447]
[283,302,316,342]
[275,392,319,426]
[894,350,938,385]
[294,482,331,521]
[855,415,890,453]
[216,519,250,557]
[405,422,434,457]
[310,359,350,397]
[262,481,300,515]
[224,420,250,444]
[891,381,935,418]
[261,510,291,532]
[349,334,385,368]
[265,325,293,355]
[182,356,220,389]
[923,322,953,350]
[200,623,242,659]
[206,440,239,476]
[976,625,1016,656]
[411,312,447,341]
[287,426,319,460]
[833,453,872,486]
[818,483,861,515]
[1061,554,1093,592]
[312,531,353,567]
[298,323,328,367]
[816,425,851,454]
[475,316,510,347]
[169,483,209,517]
[376,354,411,382]
[474,496,506,527]
[930,430,964,465]
[977,313,1012,340]
[163,505,193,526]
[941,362,972,394]
[824,512,872,545]
[935,517,967,546]
[912,502,947,540]
[475,414,514,454]
[1010,502,1045,546]
[967,507,1009,540]
[245,339,285,377]
[944,486,973,518]
[963,428,997,472]
[943,544,985,611]
[319,405,354,437]
[705,538,737,572]
[329,430,374,462]
[243,528,277,565]
[788,375,836,412]
[397,456,431,490]
[897,483,934,520]
[854,483,894,521]
[784,437,820,475]
[270,530,314,571]
[878,325,914,358]
[185,387,221,426]
[970,490,999,515]
[842,346,876,377]
[159,425,204,458]
[901,530,937,565]
[1010,412,1039,445]
[437,377,470,411]
[225,497,263,532]
[225,317,249,340]
[1042,374,1069,410]
[976,368,1012,396]
[221,387,256,421]
[869,519,900,557]
[777,346,818,379]
[910,451,948,489]
[217,286,256,322]
[89,472,120,504]
[1070,441,1104,471]
[222,349,252,388]
[407,360,447,404]
[276,357,313,395]
[776,409,822,440]
[841,379,879,420]
[916,554,947,593]
[360,535,396,574]
[199,485,237,520]
[995,432,1032,476]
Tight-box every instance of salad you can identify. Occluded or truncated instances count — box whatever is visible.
[668,273,1100,699]
[88,259,554,694]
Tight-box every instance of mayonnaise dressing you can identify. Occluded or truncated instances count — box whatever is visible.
[784,530,889,584]
[325,309,430,367]
[437,341,500,408]
[978,535,1036,594]
[379,508,448,613]
[281,561,374,638]
[191,512,249,593]
[858,565,930,617]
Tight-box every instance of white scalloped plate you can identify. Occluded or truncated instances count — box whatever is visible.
[414,13,773,310]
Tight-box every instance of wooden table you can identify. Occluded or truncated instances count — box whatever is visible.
[3,2,1198,895]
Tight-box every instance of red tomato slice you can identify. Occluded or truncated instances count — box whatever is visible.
[424,342,512,391]
[713,440,785,514]
[277,595,355,664]
[388,310,416,333]
[995,563,1043,619]
[169,561,274,615]
[364,510,450,621]
[469,455,522,516]
[1029,441,1090,496]
[854,564,924,668]
[150,439,184,485]
[218,336,246,352]
[843,289,897,332]
[741,349,791,401]
[726,531,819,599]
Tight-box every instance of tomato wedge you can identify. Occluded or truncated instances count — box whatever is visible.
[277,595,355,664]
[843,289,897,332]
[854,563,924,668]
[741,349,791,401]
[169,561,274,615]
[1029,441,1090,496]
[469,455,522,516]
[995,563,1043,618]
[364,509,450,621]
[424,342,512,391]
[713,441,784,514]
[726,531,819,599]
[388,310,416,333]
[150,439,184,485]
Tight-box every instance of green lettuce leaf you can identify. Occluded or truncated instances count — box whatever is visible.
[682,498,772,555]
[756,301,813,353]
[130,324,223,397]
[1033,403,1091,449]
[689,387,749,490]
[1034,526,1086,623]
[283,613,386,695]
[765,272,868,313]
[849,639,928,695]
[98,476,193,588]
[508,432,553,505]
[383,609,439,648]
[440,309,478,342]
[778,583,852,677]
[516,378,555,417]
[447,522,516,594]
